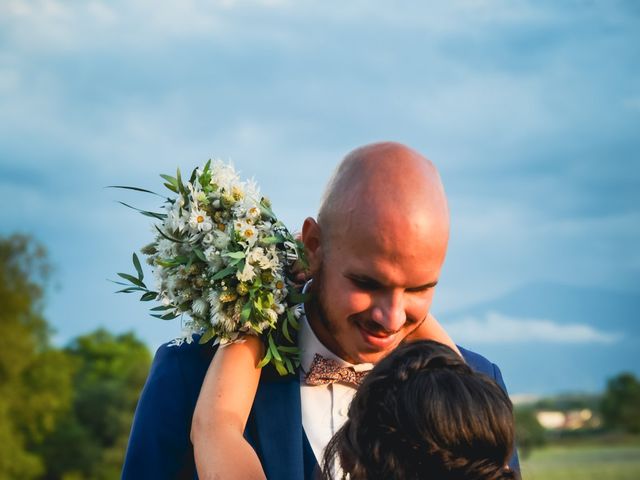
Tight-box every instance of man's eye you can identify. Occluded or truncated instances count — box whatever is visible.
[351,278,378,291]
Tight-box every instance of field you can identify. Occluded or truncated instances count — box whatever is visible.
[521,439,640,480]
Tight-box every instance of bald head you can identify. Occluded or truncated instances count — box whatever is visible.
[317,142,450,250]
[302,142,451,363]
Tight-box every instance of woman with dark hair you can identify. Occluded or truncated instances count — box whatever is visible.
[321,340,518,480]
[191,336,518,480]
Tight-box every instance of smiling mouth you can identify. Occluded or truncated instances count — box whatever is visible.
[356,323,398,349]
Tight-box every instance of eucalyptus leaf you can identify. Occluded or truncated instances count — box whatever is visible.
[150,305,173,311]
[283,357,294,374]
[154,225,186,243]
[140,291,157,301]
[223,251,246,260]
[193,248,207,262]
[163,182,178,194]
[261,235,285,245]
[282,317,292,343]
[160,174,178,187]
[107,185,167,198]
[199,329,216,344]
[278,346,298,354]
[273,360,288,376]
[116,287,146,293]
[151,312,179,321]
[116,201,166,220]
[117,272,146,288]
[132,253,144,280]
[257,348,272,368]
[241,301,252,321]
[288,292,311,304]
[211,265,236,281]
[287,309,299,329]
[268,335,282,362]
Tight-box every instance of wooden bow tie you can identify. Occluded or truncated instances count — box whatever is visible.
[304,353,369,387]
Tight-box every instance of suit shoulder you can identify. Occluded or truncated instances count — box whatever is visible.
[153,336,217,368]
[457,345,502,380]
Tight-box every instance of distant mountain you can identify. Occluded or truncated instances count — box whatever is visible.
[437,282,640,396]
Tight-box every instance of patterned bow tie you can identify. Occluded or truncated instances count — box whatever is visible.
[304,353,369,387]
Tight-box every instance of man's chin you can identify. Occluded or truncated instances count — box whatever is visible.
[347,344,396,365]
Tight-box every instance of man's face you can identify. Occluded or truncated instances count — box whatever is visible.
[305,216,446,365]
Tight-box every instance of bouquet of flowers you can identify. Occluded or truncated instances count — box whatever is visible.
[112,160,307,375]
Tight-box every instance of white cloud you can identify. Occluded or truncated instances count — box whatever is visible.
[445,311,622,344]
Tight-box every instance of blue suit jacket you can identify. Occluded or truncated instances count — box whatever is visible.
[122,340,519,479]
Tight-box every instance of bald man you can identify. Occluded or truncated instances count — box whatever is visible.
[122,142,518,479]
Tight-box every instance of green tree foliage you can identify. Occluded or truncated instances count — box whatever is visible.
[0,235,75,480]
[38,329,151,480]
[601,372,640,434]
[514,406,547,459]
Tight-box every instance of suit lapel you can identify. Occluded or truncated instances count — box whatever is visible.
[249,371,307,480]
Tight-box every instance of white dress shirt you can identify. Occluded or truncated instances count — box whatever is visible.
[298,313,373,465]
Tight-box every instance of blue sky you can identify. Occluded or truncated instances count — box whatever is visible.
[1,0,638,393]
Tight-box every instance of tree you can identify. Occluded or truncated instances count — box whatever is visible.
[0,234,75,479]
[601,372,640,434]
[514,406,547,459]
[38,329,151,480]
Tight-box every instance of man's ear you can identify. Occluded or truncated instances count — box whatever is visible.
[301,217,323,274]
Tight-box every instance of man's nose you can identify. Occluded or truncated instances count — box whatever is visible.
[371,290,406,333]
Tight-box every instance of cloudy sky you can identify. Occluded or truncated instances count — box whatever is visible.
[1,0,638,378]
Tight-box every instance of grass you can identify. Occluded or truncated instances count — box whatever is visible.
[521,437,640,480]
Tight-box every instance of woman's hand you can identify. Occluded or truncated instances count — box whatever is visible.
[406,313,462,357]
[191,336,267,480]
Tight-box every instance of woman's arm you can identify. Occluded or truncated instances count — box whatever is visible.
[406,312,462,356]
[191,336,267,480]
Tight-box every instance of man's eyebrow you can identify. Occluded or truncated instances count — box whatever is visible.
[406,280,438,291]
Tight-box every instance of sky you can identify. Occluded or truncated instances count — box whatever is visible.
[1,0,638,393]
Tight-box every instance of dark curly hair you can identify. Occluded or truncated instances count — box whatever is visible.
[321,340,519,480]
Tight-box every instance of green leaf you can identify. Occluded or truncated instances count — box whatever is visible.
[117,272,146,288]
[223,251,246,260]
[254,297,263,313]
[228,256,244,267]
[257,347,272,368]
[278,346,298,354]
[116,201,166,220]
[176,168,186,197]
[115,286,146,293]
[151,312,179,320]
[106,185,167,199]
[163,182,178,193]
[282,316,292,343]
[132,253,144,280]
[140,291,157,301]
[198,329,216,344]
[283,357,295,374]
[273,359,288,376]
[241,301,252,321]
[261,235,285,245]
[288,292,311,304]
[259,201,276,220]
[150,305,173,311]
[193,248,207,262]
[154,225,186,243]
[211,265,236,281]
[287,309,299,330]
[160,174,178,188]
[268,335,282,362]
